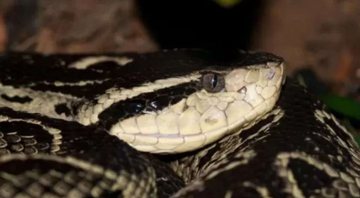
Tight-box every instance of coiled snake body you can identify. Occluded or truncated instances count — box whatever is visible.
[0,49,359,197]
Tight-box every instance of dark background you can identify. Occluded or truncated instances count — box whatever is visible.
[136,0,263,49]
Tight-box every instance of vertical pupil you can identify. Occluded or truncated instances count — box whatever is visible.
[211,74,218,88]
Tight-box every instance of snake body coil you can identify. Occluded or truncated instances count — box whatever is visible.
[0,49,359,197]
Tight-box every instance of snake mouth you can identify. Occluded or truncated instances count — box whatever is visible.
[122,88,281,154]
[118,98,277,154]
[110,62,285,153]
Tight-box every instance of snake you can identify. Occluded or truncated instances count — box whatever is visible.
[0,49,359,198]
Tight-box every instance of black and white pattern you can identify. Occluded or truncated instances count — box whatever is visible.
[0,49,359,198]
[170,82,360,197]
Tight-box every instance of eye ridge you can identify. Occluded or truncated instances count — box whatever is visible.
[201,72,225,93]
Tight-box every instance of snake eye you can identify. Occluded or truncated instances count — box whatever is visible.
[201,72,225,93]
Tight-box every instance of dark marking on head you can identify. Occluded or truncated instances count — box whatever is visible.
[98,81,200,129]
[0,50,283,99]
[1,94,32,103]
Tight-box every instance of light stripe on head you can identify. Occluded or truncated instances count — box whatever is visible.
[76,73,202,125]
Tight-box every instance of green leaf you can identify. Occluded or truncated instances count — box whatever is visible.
[320,93,360,120]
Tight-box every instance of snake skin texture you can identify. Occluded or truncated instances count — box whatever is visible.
[0,50,359,198]
[0,107,184,198]
[168,81,360,198]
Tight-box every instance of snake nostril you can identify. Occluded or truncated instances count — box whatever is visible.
[266,68,276,80]
[238,86,247,94]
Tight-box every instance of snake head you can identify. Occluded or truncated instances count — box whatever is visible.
[97,50,285,153]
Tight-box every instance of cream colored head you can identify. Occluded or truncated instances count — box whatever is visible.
[110,59,285,153]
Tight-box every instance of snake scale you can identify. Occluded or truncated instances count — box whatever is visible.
[0,49,359,198]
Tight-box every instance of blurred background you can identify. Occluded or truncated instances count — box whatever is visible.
[0,0,359,136]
